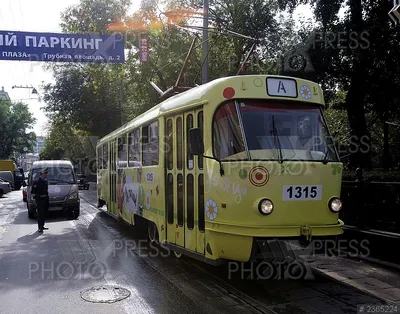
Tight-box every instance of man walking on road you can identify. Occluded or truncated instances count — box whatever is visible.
[31,168,49,233]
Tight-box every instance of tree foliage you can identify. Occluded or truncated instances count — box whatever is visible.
[40,115,98,172]
[0,100,36,159]
[277,0,400,169]
[39,0,400,171]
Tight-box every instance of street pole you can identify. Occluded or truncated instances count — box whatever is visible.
[202,0,209,84]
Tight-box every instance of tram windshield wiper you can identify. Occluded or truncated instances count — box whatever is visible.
[271,115,283,163]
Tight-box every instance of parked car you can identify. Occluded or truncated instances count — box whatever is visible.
[76,174,90,190]
[0,171,14,189]
[0,160,24,190]
[0,180,12,197]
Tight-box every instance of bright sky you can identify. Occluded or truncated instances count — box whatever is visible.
[0,0,141,136]
[0,1,311,137]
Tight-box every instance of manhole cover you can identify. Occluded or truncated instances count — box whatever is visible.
[81,285,130,303]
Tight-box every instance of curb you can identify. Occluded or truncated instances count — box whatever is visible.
[311,266,399,305]
[343,225,400,240]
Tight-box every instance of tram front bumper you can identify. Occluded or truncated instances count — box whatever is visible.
[205,220,344,262]
[206,219,344,237]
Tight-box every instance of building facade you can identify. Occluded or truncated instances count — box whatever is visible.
[0,86,10,100]
[33,136,46,156]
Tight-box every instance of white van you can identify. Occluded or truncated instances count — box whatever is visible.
[26,160,80,219]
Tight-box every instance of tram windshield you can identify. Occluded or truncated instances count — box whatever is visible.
[213,100,339,162]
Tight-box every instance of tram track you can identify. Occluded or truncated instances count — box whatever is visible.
[80,195,277,313]
[185,254,388,312]
[182,259,278,314]
[80,194,387,312]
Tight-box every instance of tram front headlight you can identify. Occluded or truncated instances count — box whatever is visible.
[328,197,342,213]
[258,199,274,215]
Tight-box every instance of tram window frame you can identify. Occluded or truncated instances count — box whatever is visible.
[142,120,159,166]
[128,129,140,166]
[117,135,128,168]
[97,146,103,170]
[187,114,194,170]
[103,143,108,169]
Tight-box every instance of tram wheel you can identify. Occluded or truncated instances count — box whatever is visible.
[147,222,159,244]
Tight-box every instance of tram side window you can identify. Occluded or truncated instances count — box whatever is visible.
[142,121,159,166]
[167,174,174,224]
[166,119,173,170]
[117,136,128,168]
[103,144,108,169]
[187,114,194,170]
[198,111,204,169]
[97,146,103,170]
[198,174,205,232]
[177,174,184,226]
[177,117,183,170]
[213,103,246,160]
[128,129,140,167]
[187,174,194,230]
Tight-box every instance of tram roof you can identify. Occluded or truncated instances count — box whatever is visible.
[97,75,323,145]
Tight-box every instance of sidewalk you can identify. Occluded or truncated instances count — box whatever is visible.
[303,254,400,305]
[344,225,400,240]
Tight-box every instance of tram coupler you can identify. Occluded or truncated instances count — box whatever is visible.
[300,224,313,242]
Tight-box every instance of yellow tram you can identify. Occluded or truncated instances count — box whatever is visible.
[96,75,344,264]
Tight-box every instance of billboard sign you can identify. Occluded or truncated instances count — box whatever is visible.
[0,30,125,63]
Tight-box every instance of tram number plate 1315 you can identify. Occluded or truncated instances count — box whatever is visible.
[283,185,322,201]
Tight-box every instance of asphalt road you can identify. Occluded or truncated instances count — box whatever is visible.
[0,189,386,314]
[0,190,206,314]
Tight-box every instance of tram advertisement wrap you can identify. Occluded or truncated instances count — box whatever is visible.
[0,30,124,63]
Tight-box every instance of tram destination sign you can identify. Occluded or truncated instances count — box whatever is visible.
[0,30,124,63]
[266,77,298,98]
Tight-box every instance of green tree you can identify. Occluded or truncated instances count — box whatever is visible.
[42,64,124,136]
[41,0,131,137]
[0,100,36,159]
[278,0,400,169]
[39,116,87,163]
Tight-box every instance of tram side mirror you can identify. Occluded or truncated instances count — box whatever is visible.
[189,128,204,155]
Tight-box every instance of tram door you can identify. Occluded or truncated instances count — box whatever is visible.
[165,109,205,254]
[108,140,118,215]
[185,109,205,255]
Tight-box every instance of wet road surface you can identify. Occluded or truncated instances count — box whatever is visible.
[0,189,387,314]
[0,191,206,314]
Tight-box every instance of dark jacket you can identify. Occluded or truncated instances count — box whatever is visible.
[31,177,48,200]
